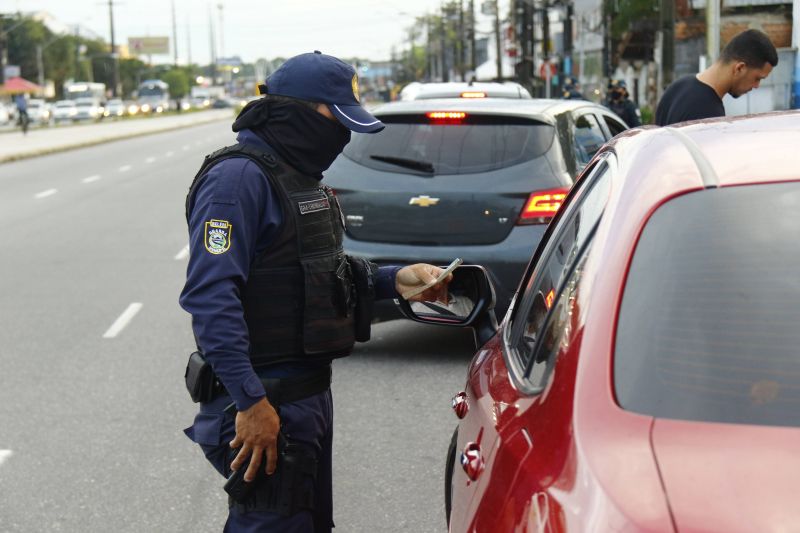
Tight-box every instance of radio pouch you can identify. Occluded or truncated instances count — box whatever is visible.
[184,351,217,403]
[348,256,378,342]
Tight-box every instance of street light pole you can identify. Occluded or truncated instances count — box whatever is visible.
[494,0,502,80]
[107,0,120,96]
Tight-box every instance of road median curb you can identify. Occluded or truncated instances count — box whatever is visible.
[0,112,232,164]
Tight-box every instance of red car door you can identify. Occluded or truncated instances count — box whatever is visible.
[450,159,614,532]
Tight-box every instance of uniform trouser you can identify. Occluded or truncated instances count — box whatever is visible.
[184,389,334,532]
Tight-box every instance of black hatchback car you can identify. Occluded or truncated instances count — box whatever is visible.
[324,97,630,319]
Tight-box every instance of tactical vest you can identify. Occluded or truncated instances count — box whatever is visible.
[186,143,355,367]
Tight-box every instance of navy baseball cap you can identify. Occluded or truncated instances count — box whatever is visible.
[263,51,384,134]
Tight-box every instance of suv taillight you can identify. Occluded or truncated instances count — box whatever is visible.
[517,186,569,225]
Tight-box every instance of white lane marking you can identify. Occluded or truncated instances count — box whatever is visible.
[82,175,101,184]
[34,188,57,199]
[0,450,12,466]
[174,245,190,260]
[165,151,174,157]
[182,145,190,151]
[103,303,143,339]
[145,157,156,163]
[119,165,131,172]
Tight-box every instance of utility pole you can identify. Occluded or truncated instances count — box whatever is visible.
[172,0,179,66]
[37,44,44,88]
[660,0,675,86]
[217,3,224,60]
[208,6,217,82]
[186,14,192,65]
[469,0,476,73]
[563,1,573,79]
[793,0,800,108]
[494,0,502,80]
[706,0,720,64]
[458,0,465,80]
[440,10,448,82]
[107,0,120,96]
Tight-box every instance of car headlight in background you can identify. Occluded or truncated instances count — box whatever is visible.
[140,104,151,113]
[128,104,139,115]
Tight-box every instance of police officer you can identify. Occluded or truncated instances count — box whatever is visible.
[561,76,586,100]
[180,51,452,532]
[605,79,641,128]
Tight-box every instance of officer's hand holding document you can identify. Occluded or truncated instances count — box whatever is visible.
[397,258,462,303]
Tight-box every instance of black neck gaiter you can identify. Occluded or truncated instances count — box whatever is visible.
[232,98,351,179]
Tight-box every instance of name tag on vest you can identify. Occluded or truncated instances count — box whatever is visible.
[298,196,331,215]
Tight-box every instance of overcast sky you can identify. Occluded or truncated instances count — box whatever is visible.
[2,0,504,65]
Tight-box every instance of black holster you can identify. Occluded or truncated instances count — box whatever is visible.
[229,439,319,517]
[348,256,378,342]
[184,351,220,403]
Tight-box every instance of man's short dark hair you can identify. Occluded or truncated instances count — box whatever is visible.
[720,29,778,68]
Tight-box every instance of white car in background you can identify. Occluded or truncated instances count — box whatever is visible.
[74,98,103,121]
[27,98,52,125]
[104,98,126,118]
[0,103,9,125]
[52,100,78,123]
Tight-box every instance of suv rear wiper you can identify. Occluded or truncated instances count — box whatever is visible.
[369,155,435,173]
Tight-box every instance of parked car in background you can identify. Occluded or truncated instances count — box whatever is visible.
[137,79,170,114]
[324,97,629,320]
[52,100,78,123]
[399,81,532,101]
[73,98,103,121]
[0,103,9,125]
[27,98,52,125]
[190,96,210,109]
[103,98,126,118]
[399,110,800,533]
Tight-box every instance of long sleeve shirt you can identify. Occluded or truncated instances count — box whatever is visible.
[180,129,401,410]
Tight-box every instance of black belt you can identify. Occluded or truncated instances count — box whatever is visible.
[217,366,331,406]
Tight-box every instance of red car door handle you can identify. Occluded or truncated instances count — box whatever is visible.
[461,442,484,481]
[451,391,468,419]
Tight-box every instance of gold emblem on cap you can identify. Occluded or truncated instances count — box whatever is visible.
[352,74,360,102]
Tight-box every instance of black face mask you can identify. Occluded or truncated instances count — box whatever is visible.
[611,90,624,101]
[232,98,351,179]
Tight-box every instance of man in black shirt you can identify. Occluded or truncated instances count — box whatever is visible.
[656,29,777,126]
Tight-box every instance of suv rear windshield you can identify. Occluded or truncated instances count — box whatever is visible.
[343,114,555,175]
[615,182,800,428]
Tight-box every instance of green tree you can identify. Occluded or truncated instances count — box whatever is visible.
[604,0,658,40]
[161,68,189,98]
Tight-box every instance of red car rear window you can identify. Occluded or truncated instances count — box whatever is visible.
[615,182,800,428]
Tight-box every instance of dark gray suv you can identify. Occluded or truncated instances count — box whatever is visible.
[324,97,629,320]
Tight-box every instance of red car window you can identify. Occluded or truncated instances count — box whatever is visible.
[510,161,611,388]
[616,182,800,428]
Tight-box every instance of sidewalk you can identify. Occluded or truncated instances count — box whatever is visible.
[0,109,233,164]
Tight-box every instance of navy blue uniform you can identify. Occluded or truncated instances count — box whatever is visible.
[180,129,401,531]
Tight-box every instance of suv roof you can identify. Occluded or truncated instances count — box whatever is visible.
[400,81,532,100]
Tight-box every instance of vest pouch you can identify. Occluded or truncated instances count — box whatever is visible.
[301,254,355,355]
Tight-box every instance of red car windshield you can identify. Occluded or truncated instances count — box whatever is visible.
[615,182,800,428]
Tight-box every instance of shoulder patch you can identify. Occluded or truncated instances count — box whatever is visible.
[205,219,232,254]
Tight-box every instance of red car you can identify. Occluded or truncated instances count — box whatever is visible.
[400,110,800,532]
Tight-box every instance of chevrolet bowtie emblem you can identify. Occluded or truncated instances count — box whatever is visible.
[409,195,440,207]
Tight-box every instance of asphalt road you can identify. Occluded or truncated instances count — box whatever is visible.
[0,119,477,532]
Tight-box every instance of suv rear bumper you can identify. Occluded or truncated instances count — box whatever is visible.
[344,224,548,321]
